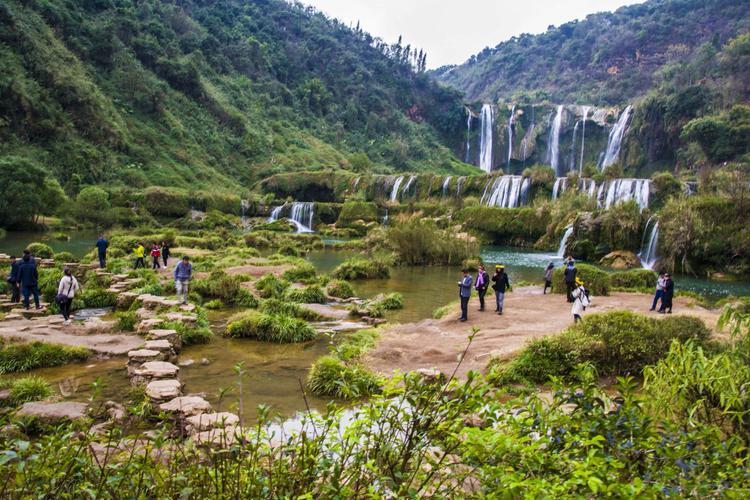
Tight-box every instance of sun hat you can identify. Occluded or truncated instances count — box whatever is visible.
[575,277,584,285]
[496,264,504,269]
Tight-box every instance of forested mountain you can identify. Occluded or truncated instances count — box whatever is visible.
[0,0,471,194]
[434,0,750,105]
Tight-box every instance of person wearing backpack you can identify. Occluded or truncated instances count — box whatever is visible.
[571,277,590,323]
[18,253,40,310]
[491,264,511,315]
[6,255,21,303]
[543,262,554,294]
[150,242,161,270]
[564,258,577,303]
[56,267,80,325]
[474,264,490,312]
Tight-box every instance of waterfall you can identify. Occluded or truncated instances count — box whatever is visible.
[479,104,494,173]
[557,225,574,258]
[579,106,590,170]
[507,104,516,168]
[600,105,633,169]
[268,205,284,222]
[597,178,650,210]
[480,176,531,208]
[390,176,405,202]
[552,178,568,199]
[638,217,660,270]
[464,109,472,163]
[442,176,451,197]
[289,202,314,233]
[240,199,250,228]
[547,105,564,176]
[579,178,597,198]
[382,208,389,226]
[568,120,580,172]
[352,177,361,191]
[456,176,466,196]
[401,175,416,198]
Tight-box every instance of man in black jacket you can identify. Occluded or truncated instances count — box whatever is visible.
[491,265,511,315]
[17,254,40,309]
[6,256,20,303]
[564,258,577,303]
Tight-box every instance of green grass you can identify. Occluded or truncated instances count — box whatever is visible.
[332,257,391,280]
[7,376,52,405]
[225,311,317,343]
[326,280,355,299]
[306,355,382,400]
[285,286,327,304]
[0,342,90,373]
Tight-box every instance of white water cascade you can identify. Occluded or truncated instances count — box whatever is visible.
[480,176,531,208]
[552,178,568,199]
[465,109,472,163]
[547,105,564,176]
[479,104,494,173]
[289,202,315,233]
[268,205,284,222]
[596,178,650,210]
[456,176,466,196]
[442,176,451,197]
[401,175,416,198]
[352,177,361,191]
[507,104,516,168]
[579,106,590,170]
[240,199,250,228]
[390,176,405,202]
[600,105,633,169]
[557,225,574,258]
[568,120,580,172]
[638,217,660,270]
[580,178,598,198]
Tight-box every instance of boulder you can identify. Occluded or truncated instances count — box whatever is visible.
[146,329,181,351]
[177,358,194,367]
[117,292,139,310]
[599,251,641,270]
[104,401,127,422]
[415,368,445,385]
[16,402,89,422]
[145,379,183,401]
[136,318,165,335]
[159,396,212,417]
[187,412,240,432]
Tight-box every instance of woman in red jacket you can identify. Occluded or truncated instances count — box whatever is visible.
[150,243,162,270]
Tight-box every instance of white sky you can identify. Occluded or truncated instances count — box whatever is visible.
[303,0,646,68]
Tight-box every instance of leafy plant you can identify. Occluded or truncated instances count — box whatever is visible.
[225,311,316,343]
[8,376,51,405]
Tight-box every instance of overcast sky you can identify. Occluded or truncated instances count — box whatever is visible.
[303,0,646,68]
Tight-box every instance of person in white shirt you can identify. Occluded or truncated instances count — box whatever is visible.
[57,268,80,325]
[571,278,590,323]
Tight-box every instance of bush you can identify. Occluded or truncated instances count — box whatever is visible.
[161,320,213,346]
[116,311,137,331]
[80,288,117,308]
[332,257,391,280]
[610,269,657,289]
[326,280,355,299]
[552,263,610,296]
[378,292,404,310]
[204,299,223,310]
[306,355,381,399]
[260,298,323,321]
[192,271,257,307]
[386,218,479,266]
[334,329,380,361]
[255,274,289,299]
[26,243,54,259]
[278,245,300,257]
[282,262,317,282]
[285,286,327,304]
[8,376,52,405]
[54,251,77,263]
[225,311,317,343]
[0,342,90,373]
[337,202,378,226]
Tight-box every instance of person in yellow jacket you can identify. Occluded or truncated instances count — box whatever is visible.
[133,243,146,269]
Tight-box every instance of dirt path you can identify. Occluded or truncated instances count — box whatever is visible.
[364,287,722,378]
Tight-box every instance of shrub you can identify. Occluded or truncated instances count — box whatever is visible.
[458,206,549,245]
[387,218,479,266]
[192,271,257,307]
[337,202,378,226]
[334,329,380,362]
[225,311,316,343]
[378,292,404,310]
[244,233,271,248]
[462,258,481,272]
[278,245,300,257]
[285,286,327,304]
[306,355,381,399]
[282,262,317,282]
[0,342,90,373]
[234,289,259,308]
[26,243,54,259]
[326,280,355,299]
[80,288,117,308]
[552,263,610,296]
[610,269,657,289]
[116,311,137,332]
[255,274,289,299]
[161,320,213,346]
[204,299,223,310]
[9,376,52,405]
[54,251,77,263]
[332,257,391,280]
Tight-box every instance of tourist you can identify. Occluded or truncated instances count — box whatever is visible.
[161,241,171,269]
[650,272,666,312]
[56,268,79,325]
[474,264,490,311]
[95,234,109,269]
[6,255,20,303]
[543,262,554,294]
[133,243,145,269]
[491,264,511,315]
[457,269,473,322]
[659,273,674,314]
[571,277,590,323]
[564,258,577,303]
[17,253,40,310]
[150,242,161,270]
[174,256,192,305]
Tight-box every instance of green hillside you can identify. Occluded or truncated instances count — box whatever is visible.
[0,0,473,196]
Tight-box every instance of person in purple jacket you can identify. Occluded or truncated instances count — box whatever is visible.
[474,264,490,312]
[173,256,192,305]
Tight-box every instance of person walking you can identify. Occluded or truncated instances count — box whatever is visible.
[650,272,666,311]
[457,269,473,322]
[56,268,79,325]
[161,241,171,269]
[150,243,161,270]
[95,235,109,269]
[133,243,145,269]
[571,277,590,323]
[6,255,21,303]
[174,256,193,305]
[659,273,674,314]
[475,264,490,312]
[17,253,40,310]
[491,264,511,315]
[564,258,577,303]
[543,262,554,294]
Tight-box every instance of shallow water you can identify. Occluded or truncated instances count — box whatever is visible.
[0,230,99,258]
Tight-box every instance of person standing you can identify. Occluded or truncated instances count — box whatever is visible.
[174,256,193,305]
[571,278,590,323]
[18,253,40,310]
[564,258,577,303]
[474,264,490,312]
[491,264,511,315]
[6,256,21,303]
[543,262,554,295]
[150,243,161,270]
[56,268,79,325]
[161,241,171,269]
[650,272,666,311]
[95,235,109,269]
[133,243,145,269]
[659,273,674,314]
[457,269,473,322]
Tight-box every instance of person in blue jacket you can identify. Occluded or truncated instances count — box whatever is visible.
[457,269,473,322]
[6,255,21,303]
[95,235,109,269]
[17,254,40,309]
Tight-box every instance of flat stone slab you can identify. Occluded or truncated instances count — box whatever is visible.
[146,379,183,401]
[128,349,164,363]
[132,361,179,379]
[164,312,196,323]
[144,340,173,352]
[137,319,165,334]
[159,396,211,417]
[16,401,88,422]
[187,412,240,432]
[147,329,181,351]
[139,294,182,310]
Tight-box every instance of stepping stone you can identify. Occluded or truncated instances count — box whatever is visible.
[187,412,240,432]
[144,339,173,352]
[16,402,89,422]
[117,292,139,309]
[164,312,196,324]
[136,319,164,334]
[193,426,243,446]
[139,295,181,310]
[179,304,196,312]
[127,349,164,364]
[130,361,179,383]
[147,329,181,351]
[3,313,22,320]
[135,307,156,320]
[145,379,183,401]
[159,396,211,417]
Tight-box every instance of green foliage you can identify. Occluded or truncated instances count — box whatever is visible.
[337,202,378,226]
[552,263,610,296]
[458,206,549,245]
[281,263,317,282]
[75,186,111,225]
[386,217,479,266]
[0,341,90,373]
[0,156,59,229]
[203,299,223,310]
[254,274,290,299]
[8,376,52,405]
[306,355,381,400]
[432,301,458,320]
[259,298,323,321]
[79,288,116,308]
[161,320,213,346]
[284,286,327,304]
[681,105,750,163]
[191,270,256,307]
[609,269,657,289]
[332,257,391,280]
[25,243,54,259]
[115,311,137,332]
[326,280,355,299]
[225,311,317,343]
[53,251,76,263]
[377,292,404,310]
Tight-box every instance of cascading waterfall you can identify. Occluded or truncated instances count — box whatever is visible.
[401,175,416,199]
[507,104,516,168]
[596,178,650,210]
[240,199,250,228]
[352,177,361,191]
[600,105,633,169]
[479,104,494,173]
[268,205,284,222]
[638,217,660,270]
[382,208,389,226]
[552,178,568,199]
[465,109,472,163]
[557,225,574,258]
[568,120,580,171]
[390,176,405,202]
[456,176,466,196]
[289,202,315,233]
[480,176,531,208]
[580,178,597,198]
[579,106,590,170]
[442,176,451,197]
[547,105,564,176]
